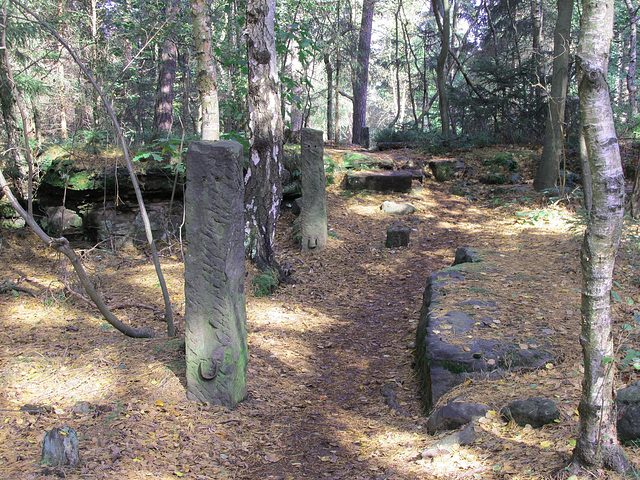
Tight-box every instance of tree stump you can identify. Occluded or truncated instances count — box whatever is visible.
[184,140,247,407]
[41,427,79,467]
[300,128,328,253]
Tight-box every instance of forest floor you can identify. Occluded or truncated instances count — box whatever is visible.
[0,145,639,480]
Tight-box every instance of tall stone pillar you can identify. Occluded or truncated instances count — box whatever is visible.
[184,140,247,407]
[300,128,328,253]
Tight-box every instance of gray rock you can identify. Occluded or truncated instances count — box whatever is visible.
[501,397,559,428]
[420,425,476,459]
[426,402,489,433]
[428,159,465,182]
[41,426,79,467]
[452,246,480,266]
[72,401,92,415]
[380,201,417,215]
[292,197,302,215]
[617,381,640,405]
[617,404,640,442]
[42,206,83,236]
[386,224,411,247]
[617,382,640,442]
[343,171,413,192]
[435,423,476,449]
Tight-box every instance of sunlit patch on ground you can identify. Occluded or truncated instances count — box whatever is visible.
[0,147,638,479]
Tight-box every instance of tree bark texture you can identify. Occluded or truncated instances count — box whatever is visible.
[190,0,220,141]
[245,0,284,270]
[324,54,334,140]
[153,0,179,138]
[626,0,638,119]
[432,0,451,138]
[571,0,629,472]
[534,0,573,191]
[184,141,247,407]
[0,18,28,202]
[351,0,375,146]
[300,128,327,253]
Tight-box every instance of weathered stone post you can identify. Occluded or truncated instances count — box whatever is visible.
[300,128,328,253]
[184,141,247,407]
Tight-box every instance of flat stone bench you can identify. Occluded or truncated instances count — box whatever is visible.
[343,171,413,193]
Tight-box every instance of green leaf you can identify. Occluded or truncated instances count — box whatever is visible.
[602,356,613,365]
[611,291,621,303]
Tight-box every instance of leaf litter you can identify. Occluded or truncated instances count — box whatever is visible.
[0,146,638,479]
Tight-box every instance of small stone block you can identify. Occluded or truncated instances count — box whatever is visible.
[41,427,79,467]
[344,171,413,192]
[386,224,410,247]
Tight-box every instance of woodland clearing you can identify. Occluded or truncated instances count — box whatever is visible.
[0,146,639,480]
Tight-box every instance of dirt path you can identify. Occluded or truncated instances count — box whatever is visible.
[0,147,638,480]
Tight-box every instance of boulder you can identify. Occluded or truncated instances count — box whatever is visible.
[42,206,83,236]
[617,382,640,442]
[617,404,640,443]
[427,402,489,433]
[86,201,182,248]
[500,397,559,428]
[428,159,465,182]
[380,201,417,215]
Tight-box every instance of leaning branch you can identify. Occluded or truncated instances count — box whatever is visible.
[0,169,156,338]
[11,0,175,336]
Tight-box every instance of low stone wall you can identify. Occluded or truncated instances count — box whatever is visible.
[415,247,554,413]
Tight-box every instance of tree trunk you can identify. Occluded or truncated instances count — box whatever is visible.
[533,0,573,191]
[570,0,630,473]
[245,0,284,271]
[190,0,220,141]
[626,0,638,119]
[153,0,178,139]
[351,0,375,146]
[531,0,543,98]
[325,54,334,140]
[0,5,28,204]
[432,0,451,138]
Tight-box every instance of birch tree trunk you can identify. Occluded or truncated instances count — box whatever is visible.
[533,0,573,191]
[245,0,284,271]
[190,0,220,141]
[571,0,630,472]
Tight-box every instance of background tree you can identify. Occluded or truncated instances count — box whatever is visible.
[152,0,179,139]
[432,0,451,137]
[533,0,573,191]
[571,0,630,472]
[351,0,375,145]
[190,0,220,141]
[245,0,284,271]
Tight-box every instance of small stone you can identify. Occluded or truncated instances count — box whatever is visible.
[427,402,489,433]
[380,201,417,215]
[72,401,92,415]
[500,397,559,428]
[41,427,79,467]
[386,224,410,248]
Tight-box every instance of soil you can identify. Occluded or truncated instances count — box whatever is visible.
[0,145,638,480]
